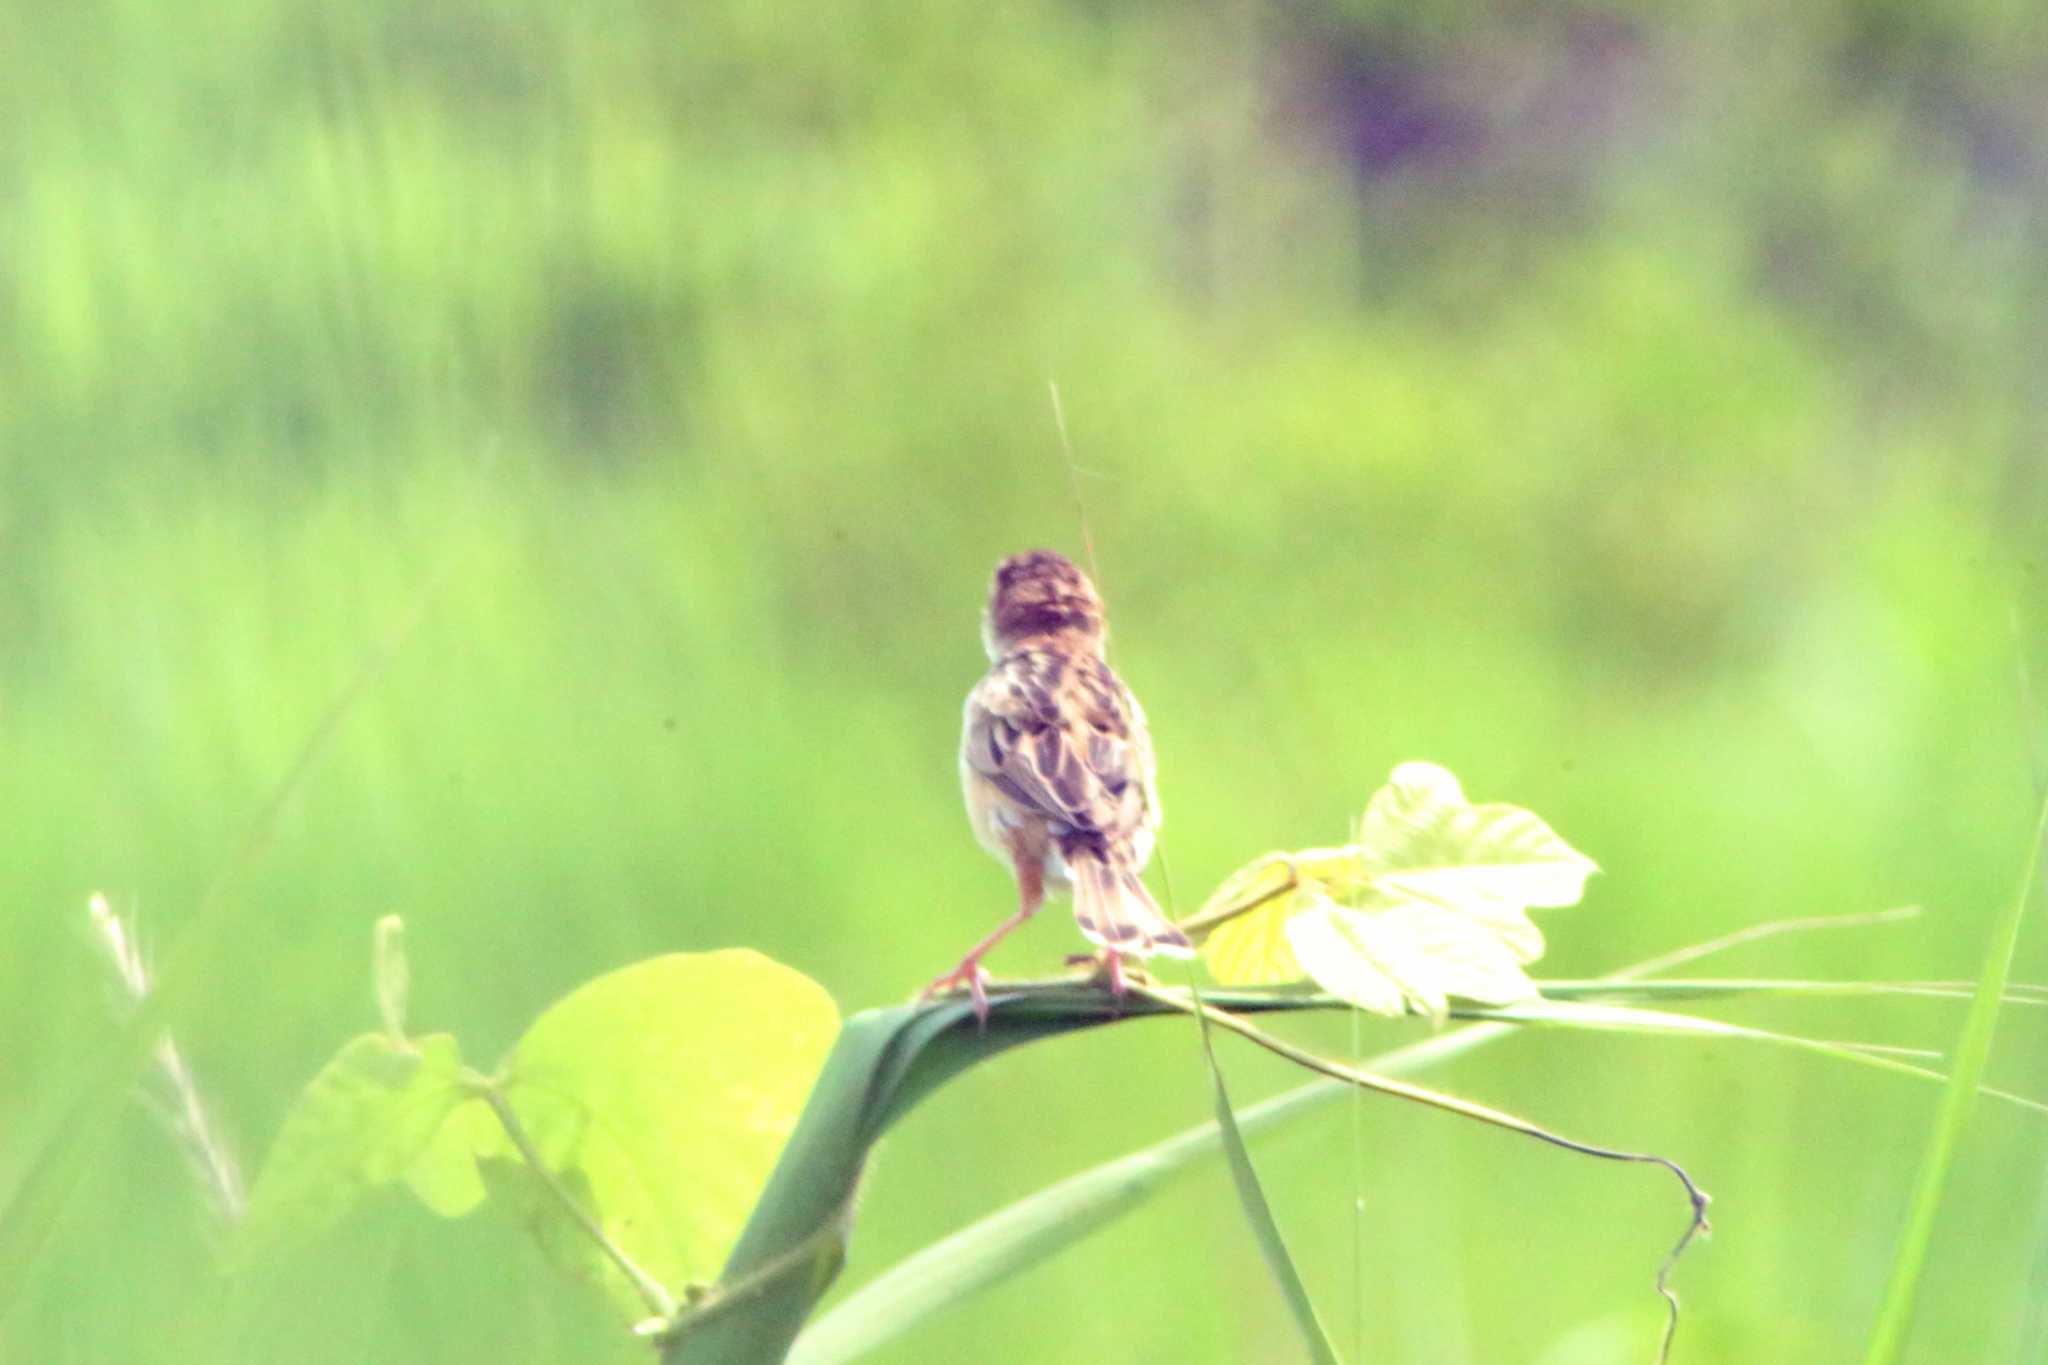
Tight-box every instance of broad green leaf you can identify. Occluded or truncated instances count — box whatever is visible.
[233,1032,469,1266]
[789,1022,1511,1365]
[670,986,1385,1364]
[479,950,839,1317]
[672,947,2048,1363]
[793,912,1987,1363]
[663,990,1180,1365]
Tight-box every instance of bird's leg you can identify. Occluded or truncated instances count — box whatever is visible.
[925,849,1044,1024]
[1063,946,1133,1010]
[1103,947,1129,1001]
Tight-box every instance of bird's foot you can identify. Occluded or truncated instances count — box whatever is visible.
[921,958,992,1025]
[1064,948,1138,1011]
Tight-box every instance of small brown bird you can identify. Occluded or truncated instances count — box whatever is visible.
[928,550,1193,1018]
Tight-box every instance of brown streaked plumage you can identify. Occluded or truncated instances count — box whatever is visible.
[928,550,1192,1019]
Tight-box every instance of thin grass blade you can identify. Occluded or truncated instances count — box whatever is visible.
[790,909,1982,1362]
[789,1023,1503,1364]
[1864,794,2048,1364]
[661,992,1170,1365]
[1534,979,2048,1006]
[0,562,452,1325]
[1467,998,2048,1115]
[1192,985,1342,1365]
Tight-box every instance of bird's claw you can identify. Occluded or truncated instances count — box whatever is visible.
[1063,948,1135,1006]
[922,960,993,1025]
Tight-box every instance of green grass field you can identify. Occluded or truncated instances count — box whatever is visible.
[4,1,2045,1360]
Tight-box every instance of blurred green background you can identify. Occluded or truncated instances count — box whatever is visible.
[5,0,2046,1360]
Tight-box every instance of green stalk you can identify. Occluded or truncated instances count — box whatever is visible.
[1188,980,1342,1364]
[1864,793,2048,1364]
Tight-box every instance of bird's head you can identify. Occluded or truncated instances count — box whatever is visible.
[983,549,1106,658]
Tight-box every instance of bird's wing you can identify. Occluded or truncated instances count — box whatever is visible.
[963,650,1148,841]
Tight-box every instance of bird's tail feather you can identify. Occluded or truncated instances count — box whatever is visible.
[1070,852,1194,958]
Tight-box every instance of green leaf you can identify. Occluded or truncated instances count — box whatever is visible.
[666,985,1415,1363]
[233,1032,470,1266]
[788,1022,1509,1365]
[670,938,2048,1362]
[793,911,1989,1363]
[478,950,840,1316]
[403,1097,497,1216]
[660,989,1172,1365]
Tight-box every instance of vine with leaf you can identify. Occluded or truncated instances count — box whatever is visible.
[81,760,2034,1365]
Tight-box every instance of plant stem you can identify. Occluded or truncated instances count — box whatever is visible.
[654,1191,857,1344]
[1129,981,1710,1365]
[468,1076,679,1321]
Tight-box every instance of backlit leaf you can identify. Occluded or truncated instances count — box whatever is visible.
[1359,762,1598,915]
[1286,890,1538,1020]
[1280,892,1408,1016]
[1198,762,1593,1016]
[403,1096,496,1216]
[1203,883,1316,986]
[234,1032,469,1266]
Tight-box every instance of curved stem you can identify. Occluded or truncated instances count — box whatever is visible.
[466,1074,679,1321]
[1129,982,1711,1364]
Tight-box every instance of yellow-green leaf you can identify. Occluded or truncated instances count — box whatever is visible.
[404,1096,497,1216]
[472,950,840,1318]
[1203,883,1318,985]
[234,1032,469,1266]
[1189,856,1293,929]
[1189,848,1368,928]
